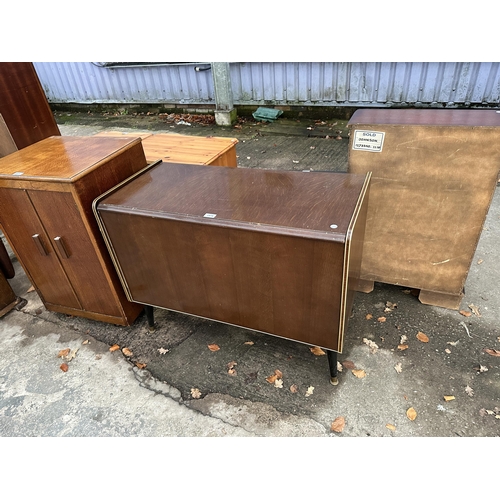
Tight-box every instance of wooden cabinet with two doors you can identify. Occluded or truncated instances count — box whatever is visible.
[0,135,149,325]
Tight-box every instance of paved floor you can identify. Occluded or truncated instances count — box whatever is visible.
[1,114,499,444]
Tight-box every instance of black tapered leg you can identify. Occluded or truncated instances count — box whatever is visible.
[327,350,339,386]
[144,305,155,331]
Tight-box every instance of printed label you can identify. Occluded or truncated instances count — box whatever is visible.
[352,130,385,152]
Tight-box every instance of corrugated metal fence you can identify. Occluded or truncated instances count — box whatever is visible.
[33,62,500,108]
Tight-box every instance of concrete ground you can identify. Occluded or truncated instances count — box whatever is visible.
[1,111,499,445]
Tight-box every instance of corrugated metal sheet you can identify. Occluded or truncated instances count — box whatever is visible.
[33,62,500,108]
[33,62,215,104]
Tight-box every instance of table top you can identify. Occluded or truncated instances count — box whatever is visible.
[97,162,370,242]
[0,136,140,182]
[348,108,500,127]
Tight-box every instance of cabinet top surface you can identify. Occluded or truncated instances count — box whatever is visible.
[97,162,369,240]
[0,136,140,181]
[348,108,500,127]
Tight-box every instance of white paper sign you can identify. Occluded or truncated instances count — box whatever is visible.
[352,130,385,152]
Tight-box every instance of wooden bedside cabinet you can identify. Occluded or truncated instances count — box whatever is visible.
[0,136,149,325]
[348,108,500,309]
[94,162,371,383]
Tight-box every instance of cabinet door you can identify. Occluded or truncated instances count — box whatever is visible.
[28,190,122,317]
[0,188,81,309]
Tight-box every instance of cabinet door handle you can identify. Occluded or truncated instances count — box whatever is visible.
[32,234,48,256]
[54,236,70,259]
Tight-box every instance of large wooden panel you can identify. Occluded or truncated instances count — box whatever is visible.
[96,163,371,352]
[347,108,500,309]
[0,63,60,149]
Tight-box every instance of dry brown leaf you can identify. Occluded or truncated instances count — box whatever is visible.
[443,395,455,402]
[330,416,346,433]
[82,339,90,345]
[416,331,429,343]
[352,369,366,379]
[397,344,409,351]
[342,360,356,370]
[386,423,396,432]
[365,314,373,320]
[465,385,474,397]
[469,303,481,317]
[363,338,379,351]
[406,407,417,421]
[310,346,326,356]
[60,363,69,372]
[191,388,202,399]
[290,384,298,393]
[377,316,387,323]
[483,348,500,357]
[135,362,147,369]
[266,369,282,383]
[109,344,120,352]
[459,310,472,317]
[305,386,314,397]
[207,344,220,352]
[57,348,70,358]
[122,347,133,357]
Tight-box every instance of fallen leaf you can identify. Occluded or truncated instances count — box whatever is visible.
[157,347,169,355]
[400,335,408,344]
[60,363,69,372]
[468,304,481,317]
[363,338,379,351]
[57,348,70,358]
[330,416,346,433]
[416,331,429,343]
[443,395,455,402]
[27,285,35,293]
[397,344,409,351]
[459,310,472,317]
[122,347,133,357]
[191,388,202,399]
[82,339,90,345]
[478,365,489,373]
[227,361,237,370]
[342,360,356,370]
[352,369,366,379]
[244,341,254,345]
[207,344,220,352]
[336,361,343,372]
[365,314,373,320]
[66,348,78,361]
[483,348,500,357]
[377,317,387,323]
[274,379,283,388]
[406,407,417,421]
[290,384,298,393]
[310,346,326,356]
[465,385,474,397]
[109,344,120,352]
[386,423,396,432]
[266,369,282,383]
[394,362,402,373]
[305,386,314,397]
[135,362,147,369]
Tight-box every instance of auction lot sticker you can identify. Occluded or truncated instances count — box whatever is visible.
[352,130,385,152]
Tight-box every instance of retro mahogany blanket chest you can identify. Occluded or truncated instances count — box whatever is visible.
[94,162,371,382]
